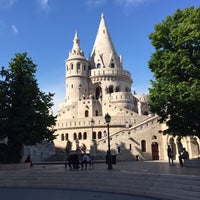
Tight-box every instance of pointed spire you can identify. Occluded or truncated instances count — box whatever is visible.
[90,13,122,69]
[72,31,81,52]
[69,31,84,57]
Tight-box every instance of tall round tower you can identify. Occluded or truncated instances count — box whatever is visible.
[65,32,89,104]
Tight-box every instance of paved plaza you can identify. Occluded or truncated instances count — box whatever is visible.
[0,160,200,200]
[0,188,156,200]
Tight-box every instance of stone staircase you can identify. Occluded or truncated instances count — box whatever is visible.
[42,147,66,162]
[0,163,199,200]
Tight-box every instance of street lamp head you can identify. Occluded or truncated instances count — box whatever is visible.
[105,113,111,123]
[91,118,95,126]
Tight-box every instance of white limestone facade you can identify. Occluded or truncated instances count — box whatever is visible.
[54,14,200,161]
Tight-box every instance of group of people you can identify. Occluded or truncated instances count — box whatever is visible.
[167,145,189,167]
[65,153,93,170]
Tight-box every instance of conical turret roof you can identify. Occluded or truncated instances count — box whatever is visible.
[68,31,85,59]
[90,13,122,69]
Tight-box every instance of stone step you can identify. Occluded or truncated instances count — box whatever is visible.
[0,166,199,200]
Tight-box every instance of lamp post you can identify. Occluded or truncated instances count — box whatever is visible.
[105,113,112,170]
[91,118,95,138]
[90,118,95,154]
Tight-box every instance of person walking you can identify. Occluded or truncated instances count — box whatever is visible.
[167,145,174,166]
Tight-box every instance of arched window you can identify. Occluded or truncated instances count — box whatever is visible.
[111,63,115,68]
[108,85,114,93]
[141,140,146,152]
[95,110,98,116]
[85,110,89,117]
[125,87,129,92]
[78,132,82,140]
[103,131,107,137]
[61,134,64,141]
[98,131,102,139]
[92,132,96,140]
[97,63,101,68]
[70,63,73,70]
[65,133,69,141]
[73,133,77,140]
[77,63,80,70]
[83,132,87,140]
[115,86,120,92]
[95,86,102,99]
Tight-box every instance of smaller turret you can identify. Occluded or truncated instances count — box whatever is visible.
[65,31,89,104]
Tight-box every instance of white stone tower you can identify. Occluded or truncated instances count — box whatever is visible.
[89,13,136,116]
[65,31,89,105]
[30,13,199,163]
[55,13,150,153]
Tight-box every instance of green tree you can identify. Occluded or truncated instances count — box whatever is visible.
[0,52,56,163]
[65,140,72,153]
[148,6,200,139]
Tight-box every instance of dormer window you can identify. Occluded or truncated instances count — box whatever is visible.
[97,63,101,68]
[111,63,115,68]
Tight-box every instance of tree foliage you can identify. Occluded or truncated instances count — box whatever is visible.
[148,6,200,139]
[0,52,56,163]
[65,140,72,153]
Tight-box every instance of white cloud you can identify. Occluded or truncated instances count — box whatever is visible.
[0,0,16,9]
[116,0,157,7]
[85,0,157,9]
[86,0,106,7]
[11,24,19,34]
[38,0,50,10]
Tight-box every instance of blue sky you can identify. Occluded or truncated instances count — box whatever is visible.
[0,0,199,113]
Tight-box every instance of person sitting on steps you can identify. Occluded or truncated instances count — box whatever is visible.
[67,154,80,170]
[179,147,189,166]
[81,154,92,170]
